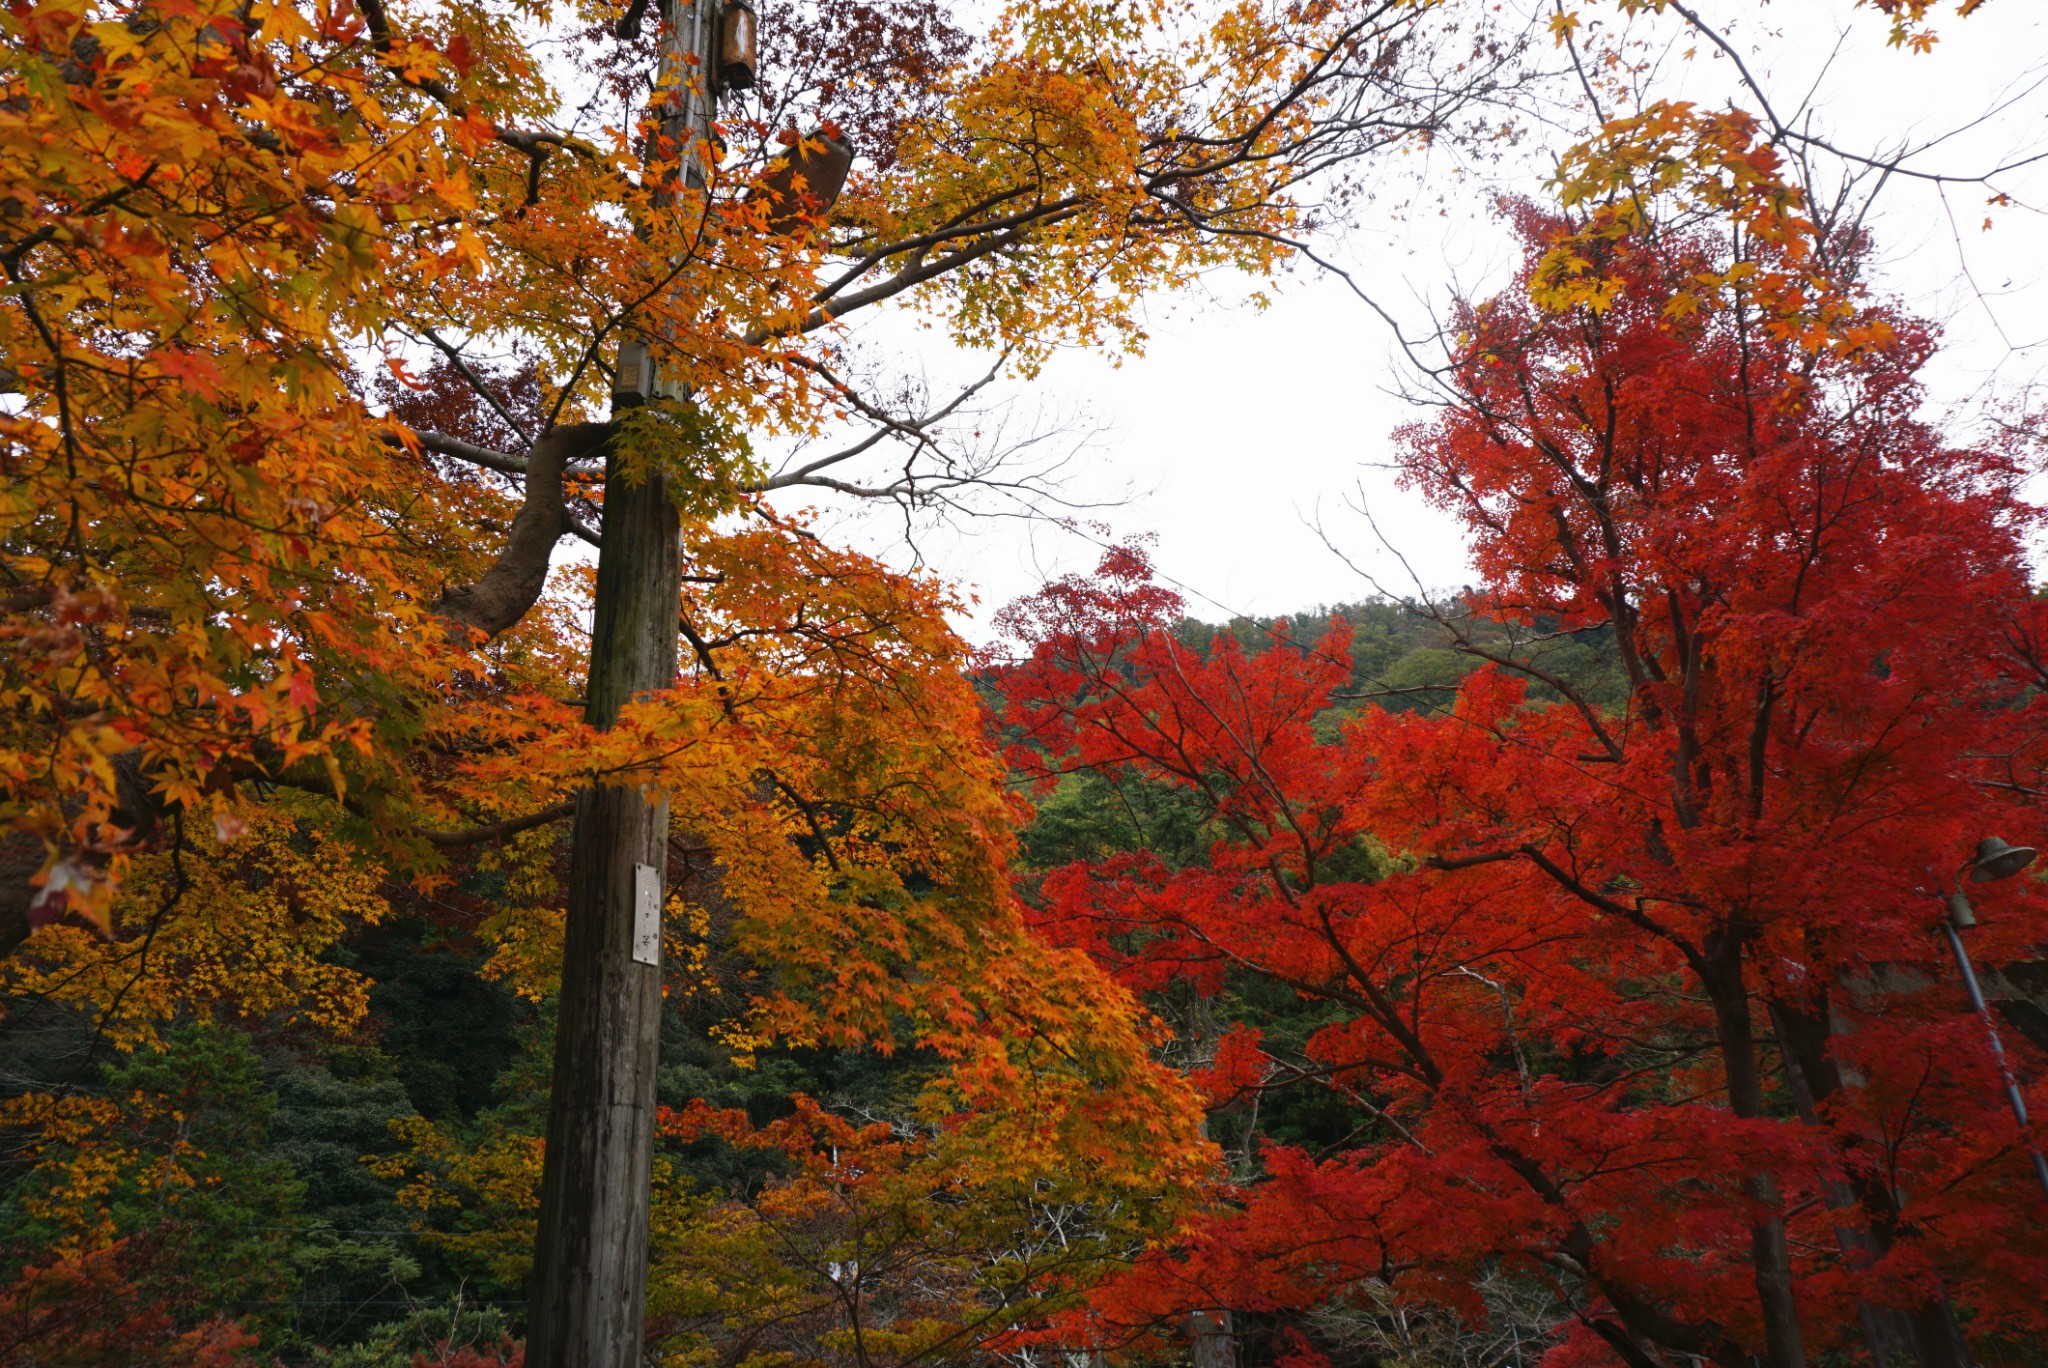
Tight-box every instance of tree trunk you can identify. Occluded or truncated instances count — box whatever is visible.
[1704,947,1808,1368]
[1742,1176,1806,1368]
[1188,1309,1236,1368]
[1772,998,1971,1368]
[526,432,680,1366]
[527,0,713,1350]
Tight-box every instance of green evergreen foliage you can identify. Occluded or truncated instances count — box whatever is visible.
[308,1295,517,1368]
[347,920,528,1123]
[1021,768,1213,871]
[0,919,540,1358]
[264,1053,428,1350]
[268,1054,413,1237]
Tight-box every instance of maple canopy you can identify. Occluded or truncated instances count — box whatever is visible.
[0,0,1490,1274]
[1,0,1508,944]
[989,207,2048,1368]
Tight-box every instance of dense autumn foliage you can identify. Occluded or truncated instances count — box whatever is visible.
[0,0,1500,1256]
[0,0,1515,1352]
[0,0,1509,948]
[0,0,1501,993]
[3,0,2040,1360]
[990,210,2048,1368]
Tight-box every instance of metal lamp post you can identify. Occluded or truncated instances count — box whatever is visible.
[1938,836,2048,1199]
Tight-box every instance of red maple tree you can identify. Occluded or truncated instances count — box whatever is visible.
[990,209,2048,1368]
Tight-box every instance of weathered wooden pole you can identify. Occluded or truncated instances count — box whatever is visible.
[524,2,717,1362]
[524,447,678,1365]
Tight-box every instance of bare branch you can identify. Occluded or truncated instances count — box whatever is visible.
[417,328,537,448]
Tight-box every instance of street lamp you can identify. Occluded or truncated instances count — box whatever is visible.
[1939,836,2048,1198]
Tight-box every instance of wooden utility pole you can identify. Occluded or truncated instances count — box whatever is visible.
[525,1,716,1362]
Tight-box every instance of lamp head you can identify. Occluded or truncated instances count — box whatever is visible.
[1969,836,2038,884]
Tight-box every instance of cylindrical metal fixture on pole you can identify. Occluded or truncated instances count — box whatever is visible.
[718,0,758,91]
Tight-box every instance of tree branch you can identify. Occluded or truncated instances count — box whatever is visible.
[418,799,579,848]
[432,422,609,640]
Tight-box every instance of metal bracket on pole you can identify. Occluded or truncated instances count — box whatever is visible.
[616,338,693,409]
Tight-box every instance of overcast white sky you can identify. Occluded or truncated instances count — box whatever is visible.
[773,0,2048,638]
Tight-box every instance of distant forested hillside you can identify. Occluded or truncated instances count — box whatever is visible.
[1174,597,1629,717]
[1018,596,1629,876]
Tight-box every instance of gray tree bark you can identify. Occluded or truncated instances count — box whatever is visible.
[432,422,607,640]
[1188,1310,1236,1368]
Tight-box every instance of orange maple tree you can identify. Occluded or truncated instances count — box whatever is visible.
[0,0,1515,949]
